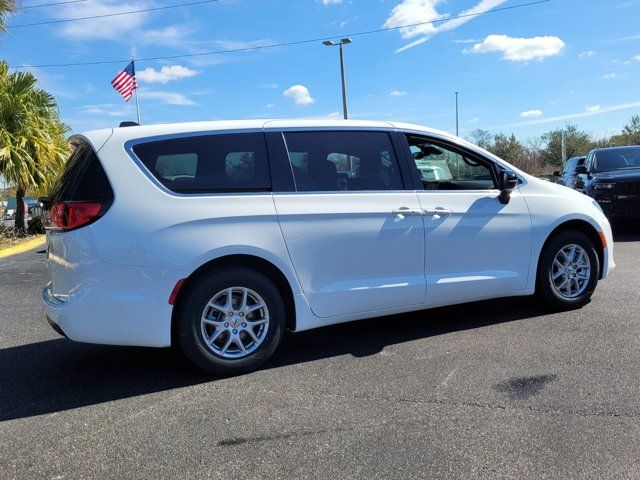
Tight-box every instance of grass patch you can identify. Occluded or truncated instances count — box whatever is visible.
[0,226,42,250]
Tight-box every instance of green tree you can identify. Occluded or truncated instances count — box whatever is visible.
[0,0,15,32]
[468,129,494,151]
[541,124,594,166]
[610,115,640,146]
[491,133,524,163]
[0,62,69,233]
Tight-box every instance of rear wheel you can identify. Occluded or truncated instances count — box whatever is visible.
[536,230,599,310]
[177,267,285,375]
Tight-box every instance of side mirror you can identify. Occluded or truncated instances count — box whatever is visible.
[553,170,561,177]
[498,170,518,205]
[575,165,588,175]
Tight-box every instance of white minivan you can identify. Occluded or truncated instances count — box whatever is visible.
[42,120,615,374]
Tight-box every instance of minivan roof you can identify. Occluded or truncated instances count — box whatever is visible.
[81,119,450,146]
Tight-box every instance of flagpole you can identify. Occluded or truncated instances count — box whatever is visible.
[132,56,141,124]
[134,86,141,124]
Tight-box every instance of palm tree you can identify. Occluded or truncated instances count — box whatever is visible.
[0,0,15,32]
[0,61,69,233]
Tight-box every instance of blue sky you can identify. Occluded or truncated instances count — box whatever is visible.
[3,0,640,139]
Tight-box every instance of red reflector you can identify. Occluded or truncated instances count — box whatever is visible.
[169,278,186,305]
[51,201,103,231]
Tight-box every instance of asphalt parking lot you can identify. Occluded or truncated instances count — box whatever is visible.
[1,231,640,480]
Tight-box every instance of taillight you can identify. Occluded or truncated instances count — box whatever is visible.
[49,201,105,231]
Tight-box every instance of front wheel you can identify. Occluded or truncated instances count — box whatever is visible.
[536,230,599,310]
[177,267,286,375]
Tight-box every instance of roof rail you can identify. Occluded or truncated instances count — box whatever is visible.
[119,121,140,128]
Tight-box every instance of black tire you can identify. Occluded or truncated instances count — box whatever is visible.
[177,267,285,375]
[536,230,599,310]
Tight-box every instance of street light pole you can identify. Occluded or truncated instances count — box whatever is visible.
[323,38,352,120]
[455,91,459,137]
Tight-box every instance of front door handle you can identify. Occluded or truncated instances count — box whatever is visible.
[392,207,423,217]
[424,207,453,216]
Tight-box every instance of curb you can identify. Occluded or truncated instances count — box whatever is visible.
[0,236,46,260]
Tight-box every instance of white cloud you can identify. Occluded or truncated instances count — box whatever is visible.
[317,0,342,4]
[579,50,596,58]
[466,117,480,124]
[633,55,640,62]
[389,90,407,97]
[586,105,601,112]
[388,0,509,53]
[136,26,194,47]
[266,103,275,109]
[499,101,640,127]
[139,91,197,106]
[261,83,279,89]
[81,104,128,117]
[604,72,618,79]
[283,84,315,106]
[469,35,565,62]
[55,1,151,40]
[327,111,340,118]
[383,0,446,40]
[453,38,482,44]
[137,65,200,84]
[520,109,543,118]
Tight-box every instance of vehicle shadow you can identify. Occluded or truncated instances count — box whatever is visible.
[0,296,548,422]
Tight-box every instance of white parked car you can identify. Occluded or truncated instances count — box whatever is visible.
[42,120,615,374]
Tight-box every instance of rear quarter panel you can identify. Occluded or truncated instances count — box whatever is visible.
[89,132,303,295]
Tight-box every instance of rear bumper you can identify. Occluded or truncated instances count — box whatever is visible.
[42,261,187,348]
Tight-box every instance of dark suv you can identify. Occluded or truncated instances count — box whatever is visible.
[555,156,585,189]
[575,146,640,224]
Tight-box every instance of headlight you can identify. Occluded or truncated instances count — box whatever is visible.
[593,183,616,190]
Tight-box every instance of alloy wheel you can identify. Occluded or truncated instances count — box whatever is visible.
[549,244,591,299]
[200,287,269,359]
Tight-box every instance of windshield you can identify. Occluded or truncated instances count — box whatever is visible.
[594,147,640,172]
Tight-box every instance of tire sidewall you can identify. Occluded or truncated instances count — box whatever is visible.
[178,267,285,375]
[538,231,599,309]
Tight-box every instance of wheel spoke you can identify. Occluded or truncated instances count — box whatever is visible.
[245,327,259,344]
[248,318,268,326]
[240,288,248,310]
[220,336,234,354]
[235,336,247,353]
[225,288,233,310]
[207,328,225,345]
[246,302,265,313]
[206,301,227,314]
[202,318,225,327]
[552,269,564,280]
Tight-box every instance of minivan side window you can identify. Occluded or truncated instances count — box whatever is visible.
[406,135,496,190]
[283,131,403,192]
[132,133,270,193]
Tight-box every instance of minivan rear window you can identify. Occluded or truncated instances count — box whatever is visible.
[132,133,271,193]
[50,140,114,202]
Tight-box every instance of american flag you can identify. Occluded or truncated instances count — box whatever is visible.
[111,61,137,102]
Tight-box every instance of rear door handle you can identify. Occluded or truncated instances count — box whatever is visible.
[392,207,423,216]
[424,207,453,216]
